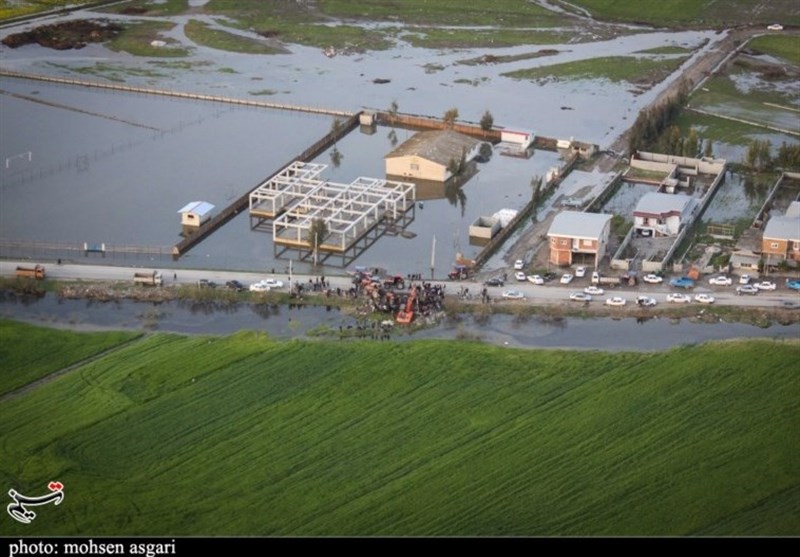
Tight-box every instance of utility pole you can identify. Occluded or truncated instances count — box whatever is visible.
[430,234,436,280]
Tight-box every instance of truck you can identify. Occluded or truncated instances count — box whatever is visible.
[134,271,163,286]
[16,265,46,280]
[591,271,621,286]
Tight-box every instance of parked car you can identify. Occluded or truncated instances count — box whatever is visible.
[261,278,284,289]
[569,292,592,302]
[708,276,732,286]
[739,274,752,284]
[575,266,587,278]
[513,259,524,270]
[694,293,715,304]
[484,277,504,287]
[754,281,776,291]
[666,293,691,303]
[560,273,574,284]
[527,274,544,285]
[502,290,525,300]
[584,286,604,296]
[515,271,527,282]
[642,274,664,284]
[249,282,271,292]
[542,272,558,282]
[636,296,657,307]
[736,284,758,296]
[669,277,695,289]
[788,280,800,291]
[225,280,244,292]
[605,296,626,307]
[197,279,216,289]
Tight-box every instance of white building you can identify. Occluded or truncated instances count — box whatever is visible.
[633,192,697,237]
[178,201,215,227]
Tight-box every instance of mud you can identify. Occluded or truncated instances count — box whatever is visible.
[1,19,123,50]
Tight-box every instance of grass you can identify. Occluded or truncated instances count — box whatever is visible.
[97,0,190,17]
[503,55,689,87]
[0,319,139,396]
[402,27,571,49]
[107,20,192,58]
[0,0,95,21]
[183,19,288,55]
[564,0,800,27]
[1,320,798,536]
[747,35,800,67]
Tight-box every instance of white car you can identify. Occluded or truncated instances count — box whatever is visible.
[513,259,524,270]
[584,286,604,296]
[515,271,527,282]
[502,289,525,300]
[636,296,657,307]
[261,278,284,289]
[527,274,544,285]
[642,274,664,284]
[575,266,587,278]
[754,281,776,291]
[605,296,626,307]
[739,274,752,285]
[569,292,592,302]
[249,282,271,292]
[694,293,715,304]
[666,292,691,303]
[560,273,574,284]
[708,276,732,286]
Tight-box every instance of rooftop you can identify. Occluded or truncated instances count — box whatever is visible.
[385,130,480,166]
[547,211,612,239]
[763,214,800,242]
[634,192,696,216]
[177,201,215,216]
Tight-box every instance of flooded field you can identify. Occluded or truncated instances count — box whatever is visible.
[1,293,797,351]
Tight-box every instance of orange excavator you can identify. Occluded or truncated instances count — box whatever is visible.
[396,286,417,324]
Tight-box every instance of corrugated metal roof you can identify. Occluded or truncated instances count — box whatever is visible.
[547,211,612,239]
[634,192,695,216]
[177,201,215,216]
[763,214,800,242]
[385,130,479,166]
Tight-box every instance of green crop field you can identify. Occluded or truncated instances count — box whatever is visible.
[565,0,800,27]
[0,319,139,396]
[1,321,798,536]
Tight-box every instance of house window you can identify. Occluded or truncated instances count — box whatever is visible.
[770,242,779,249]
[581,239,593,247]
[410,163,419,171]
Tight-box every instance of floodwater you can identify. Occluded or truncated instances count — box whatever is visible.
[0,8,785,277]
[1,293,797,351]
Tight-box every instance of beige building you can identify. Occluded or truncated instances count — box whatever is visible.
[762,201,800,264]
[547,211,613,268]
[385,130,480,182]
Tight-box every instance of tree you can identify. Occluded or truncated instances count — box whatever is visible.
[479,110,494,136]
[530,175,543,204]
[478,142,493,162]
[704,138,714,158]
[443,107,459,129]
[330,117,343,145]
[685,128,699,157]
[309,218,328,251]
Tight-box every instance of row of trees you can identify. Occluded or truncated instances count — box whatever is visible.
[628,80,690,153]
[745,140,800,172]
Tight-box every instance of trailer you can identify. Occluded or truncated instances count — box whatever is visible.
[134,271,163,286]
[591,271,621,286]
[16,265,46,280]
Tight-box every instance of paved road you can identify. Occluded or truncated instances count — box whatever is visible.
[3,260,799,310]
